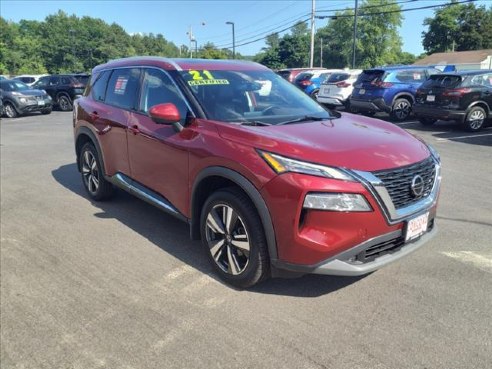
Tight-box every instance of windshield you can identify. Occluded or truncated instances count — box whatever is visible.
[0,81,30,92]
[179,69,330,124]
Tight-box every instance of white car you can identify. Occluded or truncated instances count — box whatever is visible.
[317,69,362,107]
[12,74,48,86]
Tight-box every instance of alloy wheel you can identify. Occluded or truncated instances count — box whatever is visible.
[468,110,485,130]
[81,150,100,194]
[205,204,251,275]
[5,104,16,118]
[59,96,71,111]
[394,100,410,120]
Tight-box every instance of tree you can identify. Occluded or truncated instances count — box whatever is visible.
[422,2,492,54]
[315,0,403,68]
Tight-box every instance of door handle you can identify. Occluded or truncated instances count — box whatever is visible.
[129,124,140,135]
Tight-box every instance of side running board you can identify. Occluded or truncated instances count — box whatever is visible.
[109,173,187,222]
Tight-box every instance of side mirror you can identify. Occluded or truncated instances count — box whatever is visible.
[149,103,183,131]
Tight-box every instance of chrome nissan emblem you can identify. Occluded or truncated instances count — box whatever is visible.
[410,175,425,197]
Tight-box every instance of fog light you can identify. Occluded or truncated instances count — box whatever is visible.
[303,193,372,212]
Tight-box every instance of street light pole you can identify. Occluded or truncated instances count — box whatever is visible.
[226,21,235,59]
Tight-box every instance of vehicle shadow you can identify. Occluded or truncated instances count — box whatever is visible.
[52,163,364,297]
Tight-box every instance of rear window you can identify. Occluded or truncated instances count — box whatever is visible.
[295,72,313,82]
[327,73,350,83]
[356,70,384,83]
[421,75,462,89]
[277,71,291,79]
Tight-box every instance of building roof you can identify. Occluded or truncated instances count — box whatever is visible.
[414,49,492,65]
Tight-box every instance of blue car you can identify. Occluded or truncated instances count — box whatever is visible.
[294,69,344,99]
[350,66,441,121]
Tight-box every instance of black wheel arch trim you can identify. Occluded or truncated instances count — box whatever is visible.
[467,101,490,115]
[190,166,278,260]
[75,126,106,175]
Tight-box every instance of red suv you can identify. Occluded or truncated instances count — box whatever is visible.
[74,57,441,288]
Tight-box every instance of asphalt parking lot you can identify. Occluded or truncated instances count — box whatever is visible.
[1,111,491,369]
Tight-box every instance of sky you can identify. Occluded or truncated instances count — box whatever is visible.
[1,0,491,57]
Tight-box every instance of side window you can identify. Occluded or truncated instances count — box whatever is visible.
[91,70,112,102]
[49,76,59,86]
[484,73,492,87]
[61,77,71,85]
[139,68,188,124]
[34,77,49,88]
[105,68,141,110]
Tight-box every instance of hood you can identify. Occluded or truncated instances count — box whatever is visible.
[13,89,46,97]
[216,113,430,172]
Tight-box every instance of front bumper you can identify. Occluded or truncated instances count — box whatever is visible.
[350,97,391,113]
[413,104,466,123]
[273,224,437,276]
[262,158,441,275]
[17,97,52,113]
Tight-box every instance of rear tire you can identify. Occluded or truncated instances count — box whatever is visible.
[79,142,114,201]
[41,108,52,115]
[418,117,437,126]
[390,98,412,121]
[463,106,486,132]
[200,188,269,288]
[57,94,73,111]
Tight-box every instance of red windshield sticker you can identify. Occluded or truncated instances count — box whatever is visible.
[114,76,128,95]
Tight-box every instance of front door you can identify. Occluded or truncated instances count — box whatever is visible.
[127,68,193,214]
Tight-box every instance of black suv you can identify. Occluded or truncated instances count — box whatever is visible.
[414,70,492,131]
[32,74,89,111]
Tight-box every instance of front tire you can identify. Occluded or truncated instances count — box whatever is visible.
[4,102,18,118]
[200,188,269,288]
[79,142,113,201]
[391,98,412,121]
[41,108,52,115]
[463,106,486,132]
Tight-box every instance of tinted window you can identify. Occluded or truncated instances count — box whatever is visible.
[421,75,463,89]
[91,70,112,102]
[277,71,291,80]
[49,76,59,86]
[327,73,350,83]
[295,72,313,82]
[105,68,141,110]
[356,70,384,83]
[74,75,89,86]
[61,77,72,85]
[139,68,189,125]
[33,76,49,88]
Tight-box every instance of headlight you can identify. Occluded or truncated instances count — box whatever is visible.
[427,143,440,163]
[259,151,354,181]
[19,97,27,103]
[303,193,372,212]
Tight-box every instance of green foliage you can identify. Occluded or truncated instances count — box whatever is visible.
[0,11,180,75]
[422,2,492,54]
[257,0,405,70]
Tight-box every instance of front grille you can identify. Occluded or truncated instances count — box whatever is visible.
[373,156,436,209]
[354,219,435,263]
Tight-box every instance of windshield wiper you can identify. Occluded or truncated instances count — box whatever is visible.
[237,120,272,126]
[277,115,331,126]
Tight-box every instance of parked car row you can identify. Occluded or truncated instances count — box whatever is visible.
[0,73,90,118]
[281,65,491,131]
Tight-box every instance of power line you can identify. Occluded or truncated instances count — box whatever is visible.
[217,0,478,50]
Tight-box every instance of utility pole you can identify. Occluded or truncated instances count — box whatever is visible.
[320,38,323,68]
[352,0,358,69]
[309,0,316,68]
[226,22,236,59]
[187,26,194,58]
